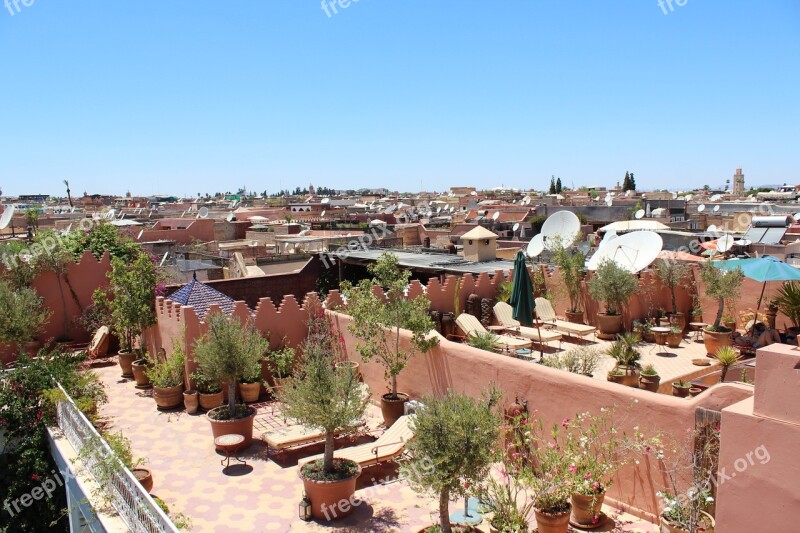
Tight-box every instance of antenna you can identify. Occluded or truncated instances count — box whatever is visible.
[634,209,645,220]
[159,252,169,267]
[0,205,16,230]
[541,211,581,250]
[526,234,544,258]
[587,231,663,273]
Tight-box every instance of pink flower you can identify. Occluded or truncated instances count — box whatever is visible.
[561,418,570,428]
[584,473,592,480]
[31,473,39,481]
[592,514,599,524]
[592,482,600,490]
[568,464,577,473]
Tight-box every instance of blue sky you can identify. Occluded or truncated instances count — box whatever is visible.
[1,0,798,197]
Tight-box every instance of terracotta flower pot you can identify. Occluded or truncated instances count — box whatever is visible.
[616,365,640,388]
[654,331,669,345]
[596,313,623,340]
[535,504,572,533]
[672,383,691,398]
[183,390,199,414]
[208,405,257,447]
[667,332,683,348]
[607,373,625,385]
[669,312,686,331]
[335,361,361,381]
[565,310,585,324]
[381,392,409,427]
[659,511,715,533]
[239,381,262,403]
[199,391,224,411]
[689,387,703,397]
[118,351,136,378]
[24,340,42,357]
[133,467,153,493]
[300,460,362,521]
[639,374,661,392]
[153,384,184,410]
[571,491,605,528]
[131,359,152,389]
[703,328,732,356]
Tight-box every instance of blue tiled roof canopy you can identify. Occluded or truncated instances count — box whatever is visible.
[167,279,235,320]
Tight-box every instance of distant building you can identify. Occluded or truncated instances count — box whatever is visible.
[733,168,745,195]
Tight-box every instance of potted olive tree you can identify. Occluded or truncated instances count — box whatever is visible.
[104,254,159,378]
[551,236,587,324]
[193,312,269,447]
[0,280,50,357]
[700,262,744,356]
[342,252,439,427]
[401,388,501,533]
[588,259,638,339]
[276,307,369,521]
[655,259,690,331]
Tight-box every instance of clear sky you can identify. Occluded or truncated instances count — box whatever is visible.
[1,0,798,197]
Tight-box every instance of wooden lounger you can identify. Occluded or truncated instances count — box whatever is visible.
[263,419,367,452]
[534,298,597,339]
[492,302,563,346]
[455,313,533,351]
[300,415,416,468]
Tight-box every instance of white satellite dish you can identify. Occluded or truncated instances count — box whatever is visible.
[0,205,16,230]
[527,234,545,258]
[734,239,752,247]
[159,252,169,267]
[713,205,720,213]
[470,191,478,196]
[137,230,144,240]
[197,207,209,219]
[321,198,330,204]
[634,209,645,220]
[587,231,663,273]
[106,209,116,220]
[492,211,500,221]
[707,225,718,233]
[710,194,722,202]
[685,194,693,201]
[625,190,632,197]
[698,204,706,213]
[512,222,520,232]
[320,210,326,218]
[226,213,234,222]
[605,196,613,207]
[541,211,581,249]
[598,229,618,249]
[717,235,734,253]
[671,192,678,199]
[794,212,800,220]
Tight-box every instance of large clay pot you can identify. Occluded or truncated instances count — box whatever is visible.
[300,461,362,521]
[596,313,623,340]
[659,511,715,533]
[534,504,572,533]
[639,374,661,392]
[239,381,262,403]
[24,340,42,357]
[607,372,625,385]
[703,328,732,356]
[118,351,136,378]
[153,384,184,410]
[131,359,152,389]
[571,491,605,528]
[335,361,361,381]
[565,311,585,324]
[617,365,640,388]
[381,392,409,427]
[199,391,224,411]
[133,467,153,493]
[667,331,683,348]
[183,390,199,414]
[669,312,686,331]
[208,406,257,447]
[672,383,691,398]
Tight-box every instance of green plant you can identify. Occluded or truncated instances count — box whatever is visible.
[541,347,600,376]
[192,312,270,418]
[550,236,585,313]
[264,344,295,379]
[654,259,690,315]
[670,326,682,334]
[714,346,741,382]
[674,380,690,388]
[641,364,658,377]
[496,281,513,304]
[773,280,800,328]
[0,280,50,346]
[152,497,192,530]
[476,466,533,532]
[105,253,160,354]
[588,259,638,315]
[74,431,144,507]
[700,262,744,330]
[276,306,369,478]
[607,332,641,368]
[401,388,501,533]
[147,345,185,388]
[190,371,221,394]
[466,331,499,352]
[341,252,439,400]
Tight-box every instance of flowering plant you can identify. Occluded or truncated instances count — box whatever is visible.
[514,417,574,514]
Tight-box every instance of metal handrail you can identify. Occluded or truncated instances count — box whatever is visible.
[54,383,179,533]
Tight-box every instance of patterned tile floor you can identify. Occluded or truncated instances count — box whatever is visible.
[95,362,660,532]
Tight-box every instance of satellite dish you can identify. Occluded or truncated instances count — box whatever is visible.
[492,211,500,221]
[734,239,752,247]
[794,212,800,220]
[710,194,722,202]
[685,194,693,201]
[226,213,234,222]
[541,211,581,250]
[598,229,618,249]
[137,230,144,240]
[0,205,16,230]
[605,196,613,207]
[717,235,734,253]
[713,205,720,213]
[321,210,326,218]
[671,192,678,199]
[625,190,632,197]
[698,204,706,213]
[527,234,545,258]
[159,252,169,267]
[707,225,718,233]
[512,222,520,232]
[634,209,645,220]
[321,198,330,204]
[587,231,663,273]
[106,209,116,220]
[470,191,478,196]
[197,207,209,219]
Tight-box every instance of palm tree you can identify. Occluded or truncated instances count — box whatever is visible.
[63,179,73,208]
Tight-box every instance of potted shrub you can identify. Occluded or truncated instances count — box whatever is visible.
[607,368,625,385]
[667,326,683,348]
[607,333,641,387]
[401,388,501,533]
[466,331,500,353]
[264,344,295,395]
[75,431,153,501]
[0,281,50,359]
[672,380,691,398]
[342,252,439,427]
[193,312,269,447]
[192,372,223,411]
[238,366,263,404]
[275,307,369,521]
[714,346,741,382]
[551,237,586,324]
[700,262,743,356]
[476,464,533,533]
[588,259,638,339]
[148,346,185,410]
[639,364,661,392]
[655,259,690,331]
[103,254,159,378]
[773,280,800,337]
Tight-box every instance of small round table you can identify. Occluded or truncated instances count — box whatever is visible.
[215,434,247,471]
[689,322,708,342]
[651,327,671,346]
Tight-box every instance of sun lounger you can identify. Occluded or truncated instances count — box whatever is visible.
[263,419,367,452]
[492,302,563,347]
[534,298,597,340]
[300,415,416,468]
[455,313,533,351]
